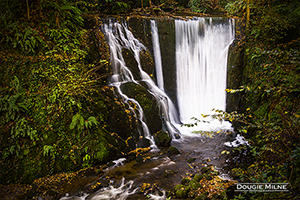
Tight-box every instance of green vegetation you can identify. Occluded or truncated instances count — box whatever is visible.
[0,0,119,184]
[224,0,300,199]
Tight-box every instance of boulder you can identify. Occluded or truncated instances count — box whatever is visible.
[168,146,180,155]
[153,131,172,147]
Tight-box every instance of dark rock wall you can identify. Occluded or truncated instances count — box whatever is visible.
[226,18,245,113]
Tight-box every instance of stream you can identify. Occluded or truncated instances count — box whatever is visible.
[60,131,238,200]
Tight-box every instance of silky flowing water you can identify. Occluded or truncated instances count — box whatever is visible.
[60,17,242,199]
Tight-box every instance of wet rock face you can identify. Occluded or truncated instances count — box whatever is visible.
[108,90,139,140]
[128,17,178,109]
[226,18,245,113]
[120,82,162,134]
[156,18,177,108]
[137,137,151,148]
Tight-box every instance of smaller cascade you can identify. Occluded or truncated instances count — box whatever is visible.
[88,178,137,200]
[102,20,156,148]
[151,20,164,91]
[102,19,181,147]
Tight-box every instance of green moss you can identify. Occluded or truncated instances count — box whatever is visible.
[153,131,171,147]
[120,82,162,134]
[181,178,190,185]
[189,179,201,190]
[175,184,190,198]
[193,174,203,182]
[168,146,180,155]
[203,173,213,181]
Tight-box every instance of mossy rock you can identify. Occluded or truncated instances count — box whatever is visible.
[203,173,213,181]
[137,137,151,148]
[153,130,172,147]
[107,87,140,143]
[181,178,190,185]
[120,82,162,134]
[211,170,220,176]
[174,184,190,199]
[189,179,201,190]
[193,174,203,182]
[174,184,184,191]
[140,49,155,76]
[168,146,180,155]
[122,48,140,80]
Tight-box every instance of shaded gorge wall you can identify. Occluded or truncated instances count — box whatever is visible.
[226,18,245,113]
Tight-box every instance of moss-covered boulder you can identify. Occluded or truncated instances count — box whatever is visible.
[175,184,190,198]
[137,137,151,148]
[193,174,203,182]
[181,178,190,186]
[121,43,155,80]
[201,166,211,173]
[122,48,141,81]
[189,179,201,190]
[203,173,213,181]
[168,146,180,155]
[153,130,172,147]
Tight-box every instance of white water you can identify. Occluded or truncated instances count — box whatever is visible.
[102,20,156,148]
[150,20,164,91]
[102,19,180,145]
[87,178,137,200]
[175,18,235,132]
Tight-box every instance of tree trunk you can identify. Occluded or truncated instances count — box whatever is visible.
[26,0,30,19]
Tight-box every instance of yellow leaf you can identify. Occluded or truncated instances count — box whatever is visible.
[249,164,255,168]
[221,150,228,154]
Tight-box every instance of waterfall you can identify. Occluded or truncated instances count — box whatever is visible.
[102,20,156,148]
[150,19,181,138]
[102,17,235,143]
[102,19,180,145]
[150,20,164,91]
[175,18,235,131]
